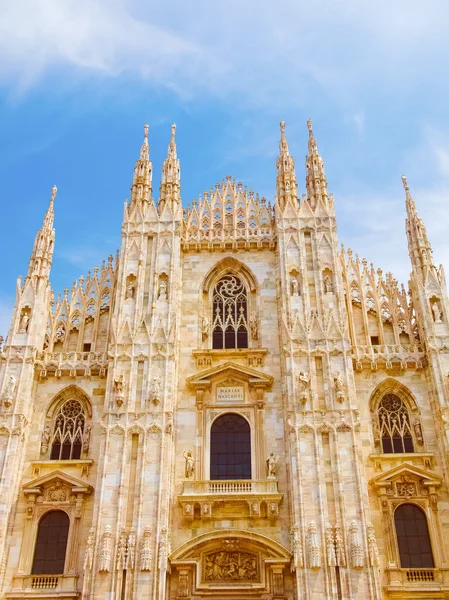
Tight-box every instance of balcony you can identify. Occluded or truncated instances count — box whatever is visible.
[352,344,424,371]
[385,568,449,597]
[178,479,282,519]
[6,574,78,598]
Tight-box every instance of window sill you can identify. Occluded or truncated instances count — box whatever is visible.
[193,348,268,369]
[385,567,449,594]
[6,574,78,598]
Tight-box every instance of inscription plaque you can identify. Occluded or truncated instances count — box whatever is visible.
[217,386,244,403]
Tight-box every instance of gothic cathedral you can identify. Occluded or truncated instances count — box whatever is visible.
[0,120,448,600]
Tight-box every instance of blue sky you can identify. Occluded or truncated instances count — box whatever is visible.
[1,0,449,334]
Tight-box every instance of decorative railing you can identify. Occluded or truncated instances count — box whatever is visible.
[35,351,108,378]
[182,479,279,495]
[405,569,435,582]
[352,344,424,369]
[31,576,59,589]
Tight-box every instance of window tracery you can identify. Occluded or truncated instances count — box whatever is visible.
[50,400,86,460]
[212,276,249,349]
[378,394,414,454]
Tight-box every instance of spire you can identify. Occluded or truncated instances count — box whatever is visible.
[27,185,57,280]
[159,124,181,213]
[403,175,435,279]
[130,124,152,206]
[276,120,298,211]
[305,119,330,211]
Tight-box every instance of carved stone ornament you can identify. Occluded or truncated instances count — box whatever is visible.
[291,526,303,569]
[184,450,195,479]
[349,520,364,569]
[2,375,16,407]
[325,526,336,567]
[83,527,95,572]
[307,521,321,568]
[366,524,379,568]
[141,526,152,571]
[83,424,91,454]
[40,424,51,454]
[99,525,112,572]
[125,528,136,570]
[203,549,258,581]
[334,526,346,567]
[116,530,127,570]
[158,529,169,571]
[113,374,125,407]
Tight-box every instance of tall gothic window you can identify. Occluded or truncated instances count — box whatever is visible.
[378,394,414,454]
[212,275,248,349]
[210,413,251,480]
[50,400,85,460]
[32,511,70,574]
[394,504,434,568]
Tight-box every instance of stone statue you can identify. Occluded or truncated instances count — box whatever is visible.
[367,524,379,567]
[83,424,92,454]
[141,526,152,571]
[308,521,321,568]
[3,375,16,405]
[183,451,195,479]
[126,281,135,299]
[298,371,310,393]
[158,529,168,571]
[266,451,278,479]
[83,527,95,572]
[55,323,65,340]
[432,302,442,323]
[158,281,167,301]
[349,520,364,568]
[99,526,112,572]
[413,420,424,444]
[291,277,299,296]
[202,315,209,340]
[249,312,258,340]
[324,275,333,293]
[114,374,124,396]
[19,312,30,333]
[333,371,344,393]
[325,527,336,566]
[40,425,51,454]
[125,529,136,570]
[152,375,161,404]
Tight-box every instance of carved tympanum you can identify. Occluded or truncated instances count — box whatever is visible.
[203,549,259,581]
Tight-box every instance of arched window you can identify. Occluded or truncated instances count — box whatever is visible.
[32,511,70,574]
[210,413,251,480]
[212,275,248,349]
[394,504,434,568]
[50,400,85,460]
[378,394,414,454]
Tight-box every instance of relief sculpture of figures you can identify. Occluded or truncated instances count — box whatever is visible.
[204,551,258,581]
[184,451,195,479]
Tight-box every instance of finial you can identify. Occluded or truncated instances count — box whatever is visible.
[401,175,409,191]
[51,185,57,202]
[171,123,176,138]
[144,124,149,139]
[280,120,286,134]
[307,119,313,136]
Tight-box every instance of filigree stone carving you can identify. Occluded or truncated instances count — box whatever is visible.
[116,530,127,570]
[291,526,303,569]
[83,527,95,572]
[141,526,152,571]
[325,526,336,566]
[307,521,320,568]
[334,526,346,567]
[203,549,258,581]
[366,524,379,567]
[99,526,112,572]
[158,529,169,571]
[349,520,363,569]
[125,529,136,570]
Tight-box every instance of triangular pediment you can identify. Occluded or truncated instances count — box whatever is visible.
[370,462,442,489]
[23,470,92,495]
[187,361,273,390]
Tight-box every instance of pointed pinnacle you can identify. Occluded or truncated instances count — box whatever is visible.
[144,124,149,139]
[401,175,409,191]
[51,185,57,202]
[307,118,313,137]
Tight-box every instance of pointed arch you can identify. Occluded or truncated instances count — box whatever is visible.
[46,385,92,419]
[202,257,258,293]
[369,378,419,414]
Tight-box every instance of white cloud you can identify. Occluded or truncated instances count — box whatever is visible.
[0,299,13,338]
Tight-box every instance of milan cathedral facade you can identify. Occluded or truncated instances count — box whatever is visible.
[0,120,448,600]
